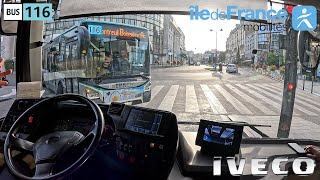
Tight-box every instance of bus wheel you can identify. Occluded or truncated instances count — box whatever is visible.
[143,91,151,103]
[57,83,64,94]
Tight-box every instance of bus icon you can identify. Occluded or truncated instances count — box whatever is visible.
[88,25,102,35]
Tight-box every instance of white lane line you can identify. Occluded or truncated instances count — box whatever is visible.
[225,84,277,115]
[235,84,283,113]
[246,84,317,116]
[255,84,320,114]
[213,85,253,115]
[138,85,164,107]
[185,85,200,113]
[0,89,16,98]
[200,85,227,114]
[158,85,179,111]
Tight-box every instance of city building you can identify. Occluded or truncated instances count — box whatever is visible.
[226,22,246,64]
[193,53,204,63]
[226,20,285,65]
[162,15,186,65]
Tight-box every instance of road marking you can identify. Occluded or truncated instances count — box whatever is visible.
[0,89,16,98]
[235,84,282,113]
[255,84,320,114]
[158,85,179,111]
[200,85,227,114]
[225,84,277,115]
[213,85,253,115]
[246,84,317,116]
[185,85,200,113]
[138,85,164,107]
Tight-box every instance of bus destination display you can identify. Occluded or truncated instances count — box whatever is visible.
[125,109,162,135]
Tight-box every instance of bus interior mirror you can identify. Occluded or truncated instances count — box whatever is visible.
[0,0,19,35]
[78,26,90,55]
[297,31,320,71]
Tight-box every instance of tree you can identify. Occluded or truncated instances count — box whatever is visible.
[218,51,226,62]
[208,56,213,64]
[180,53,187,60]
[267,52,284,67]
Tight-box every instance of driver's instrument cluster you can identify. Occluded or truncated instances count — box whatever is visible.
[108,103,178,179]
[0,99,179,179]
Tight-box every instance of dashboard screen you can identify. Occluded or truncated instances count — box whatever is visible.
[195,120,243,156]
[124,109,162,135]
[203,125,235,146]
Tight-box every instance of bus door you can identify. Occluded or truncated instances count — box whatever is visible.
[64,41,80,94]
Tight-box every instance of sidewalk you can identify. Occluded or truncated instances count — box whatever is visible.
[151,64,187,69]
[297,78,320,95]
[254,68,320,96]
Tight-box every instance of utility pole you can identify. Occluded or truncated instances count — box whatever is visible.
[277,14,298,138]
[216,30,218,62]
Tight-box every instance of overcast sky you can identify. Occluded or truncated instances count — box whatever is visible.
[173,2,284,54]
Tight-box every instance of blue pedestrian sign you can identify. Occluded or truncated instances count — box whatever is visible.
[292,6,317,31]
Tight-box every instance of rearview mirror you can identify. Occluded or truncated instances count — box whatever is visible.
[297,30,320,72]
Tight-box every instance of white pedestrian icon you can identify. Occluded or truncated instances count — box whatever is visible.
[297,8,313,29]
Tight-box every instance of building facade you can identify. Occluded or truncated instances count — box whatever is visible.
[226,23,245,64]
[162,15,185,65]
[226,20,285,65]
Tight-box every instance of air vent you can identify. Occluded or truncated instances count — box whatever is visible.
[108,103,124,115]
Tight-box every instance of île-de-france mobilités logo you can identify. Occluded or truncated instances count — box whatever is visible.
[292,6,317,31]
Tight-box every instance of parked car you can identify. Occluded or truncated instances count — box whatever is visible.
[226,64,238,73]
[195,62,201,66]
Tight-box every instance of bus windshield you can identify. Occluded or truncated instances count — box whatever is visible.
[82,21,151,78]
[89,35,150,77]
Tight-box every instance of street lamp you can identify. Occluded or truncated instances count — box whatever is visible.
[210,28,223,63]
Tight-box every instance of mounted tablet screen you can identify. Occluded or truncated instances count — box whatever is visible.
[196,120,243,156]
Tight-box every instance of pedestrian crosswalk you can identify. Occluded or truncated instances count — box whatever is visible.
[137,83,320,117]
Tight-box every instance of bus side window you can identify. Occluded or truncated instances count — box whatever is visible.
[71,43,78,69]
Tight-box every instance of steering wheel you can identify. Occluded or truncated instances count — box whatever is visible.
[3,94,105,180]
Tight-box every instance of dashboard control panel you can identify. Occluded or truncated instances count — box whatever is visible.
[1,99,42,133]
[108,102,178,179]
